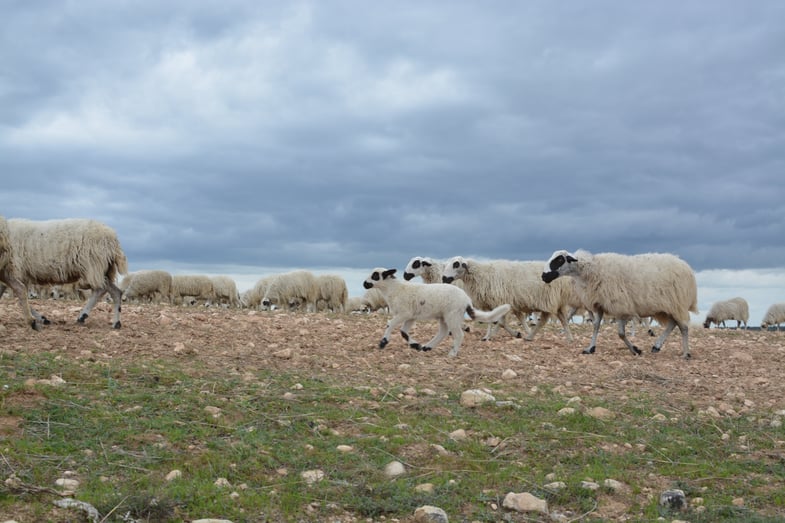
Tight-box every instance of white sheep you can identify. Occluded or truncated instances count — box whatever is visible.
[703,297,749,329]
[0,215,36,329]
[761,303,785,331]
[241,276,273,309]
[361,287,388,313]
[363,268,511,357]
[442,256,578,342]
[315,274,348,312]
[171,275,215,305]
[261,270,319,312]
[0,218,127,329]
[122,270,174,304]
[542,249,698,358]
[209,276,241,308]
[345,296,369,313]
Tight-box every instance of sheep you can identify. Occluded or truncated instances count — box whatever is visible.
[761,303,785,331]
[703,297,749,329]
[361,287,388,313]
[363,268,511,357]
[315,274,348,312]
[121,270,174,304]
[0,218,127,329]
[442,256,579,342]
[241,276,273,309]
[542,249,698,359]
[261,270,319,312]
[345,296,369,313]
[171,275,215,305]
[209,276,241,308]
[0,215,36,329]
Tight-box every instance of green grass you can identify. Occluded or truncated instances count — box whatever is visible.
[1,352,783,522]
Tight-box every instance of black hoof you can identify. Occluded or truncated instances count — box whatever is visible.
[30,320,39,331]
[113,321,121,329]
[515,332,523,338]
[77,314,88,324]
[379,338,388,349]
[648,329,655,337]
[651,346,661,353]
[582,346,596,355]
[684,353,692,360]
[410,343,422,351]
[421,346,432,352]
[42,316,51,325]
[632,345,642,356]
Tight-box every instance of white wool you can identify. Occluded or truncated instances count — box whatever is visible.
[315,274,348,312]
[2,218,127,329]
[363,268,511,357]
[122,270,174,304]
[262,270,319,312]
[442,256,580,342]
[543,249,698,358]
[210,276,241,308]
[761,303,785,330]
[0,215,35,328]
[171,275,215,305]
[703,297,749,329]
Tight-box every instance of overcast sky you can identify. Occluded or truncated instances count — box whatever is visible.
[2,2,784,323]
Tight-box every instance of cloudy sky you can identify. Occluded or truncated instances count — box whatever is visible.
[2,1,784,323]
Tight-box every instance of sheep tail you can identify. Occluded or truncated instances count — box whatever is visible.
[466,305,476,320]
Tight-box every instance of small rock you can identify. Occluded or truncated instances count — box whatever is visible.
[192,520,234,523]
[544,481,567,491]
[204,406,222,418]
[273,348,293,359]
[336,445,354,453]
[580,481,600,491]
[460,389,496,407]
[165,470,182,481]
[603,479,625,492]
[384,461,406,478]
[214,477,231,488]
[55,478,79,491]
[448,429,468,441]
[301,469,324,484]
[502,492,548,514]
[501,369,517,380]
[415,483,435,493]
[587,406,614,420]
[413,505,448,523]
[557,407,576,416]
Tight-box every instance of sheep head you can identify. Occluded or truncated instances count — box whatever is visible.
[363,268,397,289]
[442,256,468,283]
[542,250,578,283]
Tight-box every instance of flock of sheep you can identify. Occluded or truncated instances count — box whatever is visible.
[2,216,785,359]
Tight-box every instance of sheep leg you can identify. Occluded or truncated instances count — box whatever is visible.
[77,288,106,325]
[616,319,641,356]
[481,314,521,341]
[106,281,123,329]
[445,318,466,357]
[583,310,604,354]
[0,275,39,330]
[651,318,678,355]
[399,319,423,350]
[380,316,406,349]
[557,310,574,341]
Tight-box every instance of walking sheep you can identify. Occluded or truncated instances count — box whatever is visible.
[761,303,785,331]
[442,256,578,342]
[363,268,511,357]
[0,215,36,329]
[703,297,749,329]
[542,250,698,359]
[121,270,174,304]
[0,218,128,329]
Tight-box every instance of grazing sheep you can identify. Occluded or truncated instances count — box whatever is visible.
[542,249,698,359]
[361,288,388,313]
[121,270,174,304]
[171,275,215,305]
[49,282,90,301]
[315,274,348,312]
[0,215,36,329]
[703,297,749,329]
[0,218,128,328]
[262,270,319,312]
[210,276,241,308]
[241,276,273,310]
[761,303,785,331]
[442,256,578,342]
[345,296,369,313]
[363,268,511,357]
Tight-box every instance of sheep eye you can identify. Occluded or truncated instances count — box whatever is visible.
[412,260,421,269]
[550,255,565,271]
[452,261,460,268]
[372,272,380,281]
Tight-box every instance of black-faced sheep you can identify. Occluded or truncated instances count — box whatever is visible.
[0,215,36,329]
[703,297,749,329]
[363,268,511,357]
[542,250,698,359]
[761,303,785,331]
[0,218,128,329]
[442,256,579,342]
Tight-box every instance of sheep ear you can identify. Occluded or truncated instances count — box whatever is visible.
[566,255,577,263]
[382,268,397,279]
[461,262,468,270]
[422,260,432,267]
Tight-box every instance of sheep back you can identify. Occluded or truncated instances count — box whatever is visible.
[762,303,785,328]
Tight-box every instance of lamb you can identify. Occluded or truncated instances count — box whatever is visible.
[315,274,348,313]
[171,275,215,305]
[441,256,579,342]
[0,218,127,329]
[542,249,698,359]
[761,303,785,331]
[363,268,511,357]
[703,297,749,329]
[261,270,319,312]
[122,270,174,304]
[210,276,241,308]
[0,215,36,329]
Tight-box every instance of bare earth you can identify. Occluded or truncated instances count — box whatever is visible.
[2,299,783,412]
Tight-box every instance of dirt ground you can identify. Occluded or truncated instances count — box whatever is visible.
[2,298,785,416]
